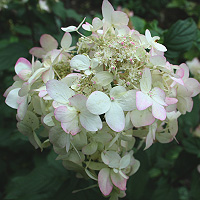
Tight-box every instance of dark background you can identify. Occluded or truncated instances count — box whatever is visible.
[0,0,200,199]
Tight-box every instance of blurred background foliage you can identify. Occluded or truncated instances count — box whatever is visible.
[0,0,200,199]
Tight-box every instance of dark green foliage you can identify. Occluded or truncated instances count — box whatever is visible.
[0,0,200,199]
[164,18,197,61]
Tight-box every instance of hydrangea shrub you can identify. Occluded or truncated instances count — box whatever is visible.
[4,0,200,199]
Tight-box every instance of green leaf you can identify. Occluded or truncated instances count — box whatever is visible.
[14,25,32,35]
[5,152,68,199]
[130,16,146,33]
[164,18,197,59]
[182,137,200,157]
[66,9,83,22]
[0,42,29,71]
[52,1,67,20]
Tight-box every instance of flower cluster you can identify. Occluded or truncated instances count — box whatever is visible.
[187,57,200,82]
[4,0,200,199]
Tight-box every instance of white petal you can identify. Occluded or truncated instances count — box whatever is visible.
[54,106,77,123]
[70,55,90,70]
[46,79,75,104]
[105,102,125,132]
[61,26,77,32]
[102,0,114,23]
[110,86,126,99]
[82,23,92,31]
[153,42,167,52]
[130,109,155,127]
[43,112,55,126]
[120,154,131,169]
[152,101,166,121]
[5,88,20,109]
[117,90,137,111]
[61,32,72,50]
[145,29,153,44]
[151,87,167,106]
[150,55,166,66]
[86,91,111,115]
[69,94,87,112]
[145,121,157,149]
[92,17,103,30]
[140,68,152,93]
[111,11,129,26]
[61,118,80,135]
[80,111,102,131]
[17,97,28,120]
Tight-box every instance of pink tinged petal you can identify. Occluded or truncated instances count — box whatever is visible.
[40,34,58,52]
[69,94,87,112]
[140,68,152,93]
[54,106,77,123]
[136,91,153,110]
[150,55,166,66]
[151,87,167,106]
[15,57,32,75]
[29,47,46,58]
[180,63,189,79]
[86,91,111,115]
[70,55,90,70]
[98,168,113,196]
[152,101,166,121]
[176,68,184,78]
[61,119,81,135]
[102,0,114,23]
[61,32,72,50]
[46,79,75,104]
[5,88,20,109]
[110,170,127,191]
[185,78,200,97]
[170,77,184,86]
[105,102,125,132]
[153,42,167,52]
[79,112,102,131]
[39,90,47,97]
[17,97,28,120]
[82,23,92,31]
[150,48,164,56]
[130,109,155,127]
[111,11,129,26]
[165,97,178,105]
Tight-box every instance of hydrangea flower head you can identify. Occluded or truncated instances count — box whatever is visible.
[4,0,200,199]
